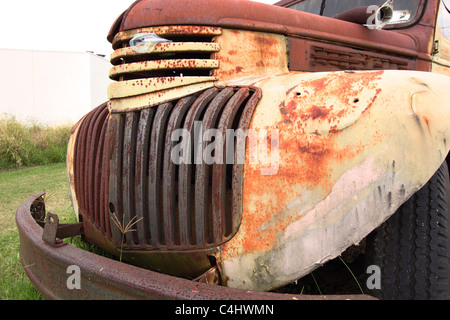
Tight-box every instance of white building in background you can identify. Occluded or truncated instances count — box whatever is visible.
[0,48,112,125]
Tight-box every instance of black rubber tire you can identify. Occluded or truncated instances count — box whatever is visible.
[365,161,450,300]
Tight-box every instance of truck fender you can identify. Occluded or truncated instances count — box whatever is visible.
[218,70,450,291]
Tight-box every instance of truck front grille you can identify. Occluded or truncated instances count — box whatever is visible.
[107,26,221,107]
[74,86,261,251]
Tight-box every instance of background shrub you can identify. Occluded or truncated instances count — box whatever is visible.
[0,114,72,170]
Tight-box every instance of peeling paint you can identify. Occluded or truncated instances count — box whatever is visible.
[218,70,450,290]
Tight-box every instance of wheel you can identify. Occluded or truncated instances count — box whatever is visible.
[365,161,450,300]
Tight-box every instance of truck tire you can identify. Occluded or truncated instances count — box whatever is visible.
[364,161,450,300]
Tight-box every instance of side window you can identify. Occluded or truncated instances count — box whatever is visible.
[438,0,450,40]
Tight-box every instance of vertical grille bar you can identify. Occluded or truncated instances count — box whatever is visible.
[162,96,196,249]
[94,109,109,231]
[84,105,105,222]
[109,114,125,245]
[134,108,155,247]
[212,88,250,243]
[102,117,115,239]
[231,89,262,233]
[195,87,234,246]
[178,88,219,246]
[148,103,174,248]
[122,112,140,245]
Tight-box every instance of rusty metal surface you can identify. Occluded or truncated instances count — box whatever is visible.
[38,212,83,247]
[289,38,415,72]
[134,108,154,247]
[106,3,438,112]
[41,213,67,247]
[212,29,288,83]
[70,85,274,279]
[107,25,290,112]
[104,86,262,256]
[162,96,196,248]
[112,25,222,50]
[210,88,250,243]
[107,0,445,75]
[110,42,221,65]
[178,88,218,246]
[108,77,218,100]
[216,69,450,291]
[110,81,216,112]
[194,88,233,247]
[16,193,376,300]
[112,0,419,57]
[77,86,264,279]
[73,103,110,237]
[108,25,222,111]
[110,60,219,81]
[149,102,174,248]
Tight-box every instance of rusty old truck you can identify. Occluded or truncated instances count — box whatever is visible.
[16,0,450,300]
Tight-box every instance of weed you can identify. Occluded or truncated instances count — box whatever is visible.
[110,213,143,262]
[310,272,323,295]
[338,256,365,294]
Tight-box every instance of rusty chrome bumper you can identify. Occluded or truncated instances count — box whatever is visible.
[16,193,375,300]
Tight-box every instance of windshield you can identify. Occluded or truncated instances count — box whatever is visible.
[287,0,421,25]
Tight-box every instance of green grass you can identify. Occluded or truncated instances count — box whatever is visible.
[0,163,76,300]
[0,116,75,299]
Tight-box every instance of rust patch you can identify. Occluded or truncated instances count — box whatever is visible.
[240,128,342,250]
[254,34,279,47]
[304,105,331,120]
[281,71,384,126]
[225,71,386,256]
[212,29,288,82]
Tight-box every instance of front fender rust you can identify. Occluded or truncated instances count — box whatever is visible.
[16,193,375,300]
[218,70,450,291]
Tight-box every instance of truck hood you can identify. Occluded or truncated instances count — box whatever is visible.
[107,0,418,58]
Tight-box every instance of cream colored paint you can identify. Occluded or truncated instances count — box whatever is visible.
[107,27,288,112]
[218,70,450,291]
